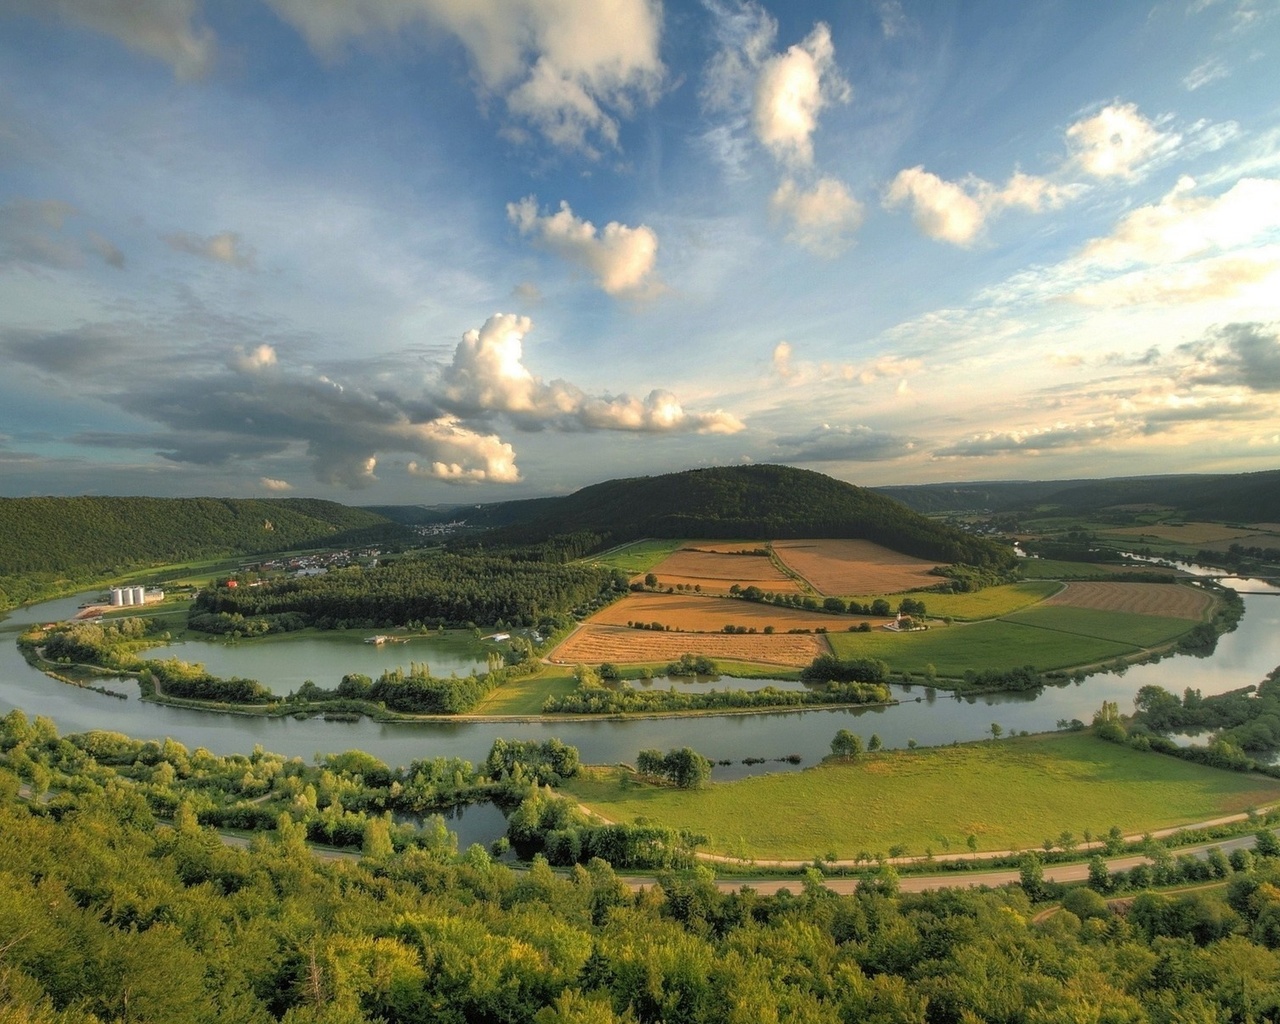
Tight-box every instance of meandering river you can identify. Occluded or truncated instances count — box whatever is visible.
[3,575,1278,781]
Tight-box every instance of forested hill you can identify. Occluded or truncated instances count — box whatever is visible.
[463,465,1014,566]
[0,497,403,607]
[877,469,1280,521]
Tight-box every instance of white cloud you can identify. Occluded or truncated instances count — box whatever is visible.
[1184,57,1229,91]
[259,476,292,491]
[772,340,794,379]
[1065,102,1175,179]
[7,0,216,79]
[773,422,918,462]
[232,344,279,373]
[265,0,663,155]
[883,167,1073,247]
[507,196,659,296]
[441,313,745,434]
[406,416,519,483]
[1080,176,1280,267]
[165,230,256,269]
[753,21,849,167]
[883,167,986,246]
[770,177,864,256]
[1068,250,1280,307]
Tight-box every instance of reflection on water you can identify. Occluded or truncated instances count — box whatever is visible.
[3,583,1279,781]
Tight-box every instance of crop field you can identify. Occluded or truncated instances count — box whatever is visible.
[1001,606,1199,648]
[1041,581,1212,620]
[855,582,1060,621]
[642,546,802,595]
[587,593,883,633]
[772,539,941,595]
[564,732,1280,860]
[825,619,1135,675]
[549,623,829,668]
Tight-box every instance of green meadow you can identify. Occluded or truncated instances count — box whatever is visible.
[565,732,1280,860]
[580,538,685,576]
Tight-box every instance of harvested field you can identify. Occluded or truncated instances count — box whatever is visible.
[772,539,941,596]
[589,593,891,633]
[550,623,828,668]
[641,545,802,595]
[1041,581,1212,620]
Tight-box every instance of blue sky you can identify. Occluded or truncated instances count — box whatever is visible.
[1,0,1277,502]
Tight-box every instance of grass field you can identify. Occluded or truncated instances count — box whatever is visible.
[564,732,1280,859]
[1016,559,1179,580]
[580,539,685,576]
[825,618,1135,675]
[1001,605,1199,648]
[475,668,579,715]
[853,582,1061,621]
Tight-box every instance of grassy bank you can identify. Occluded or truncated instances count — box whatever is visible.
[564,731,1280,861]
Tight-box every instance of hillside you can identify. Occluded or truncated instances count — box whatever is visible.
[461,464,1014,566]
[878,470,1280,521]
[0,496,404,610]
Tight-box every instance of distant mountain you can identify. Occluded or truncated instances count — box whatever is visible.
[459,464,1015,566]
[877,470,1280,522]
[0,496,402,582]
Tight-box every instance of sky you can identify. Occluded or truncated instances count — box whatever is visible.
[1,0,1278,504]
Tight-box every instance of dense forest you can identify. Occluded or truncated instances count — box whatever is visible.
[878,469,1280,521]
[5,744,1280,1022]
[193,552,627,630]
[0,496,406,611]
[449,465,1015,567]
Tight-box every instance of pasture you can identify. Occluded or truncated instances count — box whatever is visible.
[772,539,941,595]
[582,539,684,576]
[1001,605,1200,649]
[854,581,1060,621]
[825,619,1135,676]
[565,732,1280,860]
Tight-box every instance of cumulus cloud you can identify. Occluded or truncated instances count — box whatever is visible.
[441,313,744,434]
[1065,102,1176,179]
[770,177,864,256]
[883,166,1073,246]
[259,476,293,491]
[507,196,659,296]
[1179,321,1280,391]
[4,0,216,79]
[773,423,918,463]
[752,21,849,167]
[771,340,794,379]
[265,0,663,155]
[165,230,256,269]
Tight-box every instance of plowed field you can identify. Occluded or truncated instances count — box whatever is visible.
[772,539,941,595]
[591,593,890,632]
[1041,582,1212,620]
[641,546,801,595]
[551,624,829,668]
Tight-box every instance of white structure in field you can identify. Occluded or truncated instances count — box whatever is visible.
[109,585,160,607]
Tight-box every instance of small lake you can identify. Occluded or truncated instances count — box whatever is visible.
[3,575,1279,784]
[140,631,491,691]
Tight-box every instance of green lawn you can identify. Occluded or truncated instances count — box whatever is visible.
[825,619,1135,676]
[578,539,685,576]
[848,582,1060,621]
[1002,605,1199,648]
[475,667,579,715]
[564,732,1280,860]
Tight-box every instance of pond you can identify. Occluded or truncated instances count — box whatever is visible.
[3,578,1279,783]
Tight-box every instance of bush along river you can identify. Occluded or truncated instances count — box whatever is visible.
[3,575,1279,782]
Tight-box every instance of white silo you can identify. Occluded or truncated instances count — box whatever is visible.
[132,586,147,605]
[122,588,135,606]
[110,587,124,606]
